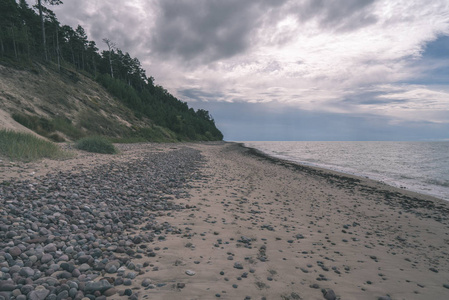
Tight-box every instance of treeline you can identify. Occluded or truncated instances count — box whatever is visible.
[0,0,223,141]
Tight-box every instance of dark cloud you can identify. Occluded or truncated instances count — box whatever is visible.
[293,0,378,32]
[178,88,224,102]
[151,0,287,64]
[48,1,151,57]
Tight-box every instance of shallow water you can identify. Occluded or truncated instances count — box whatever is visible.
[243,141,449,201]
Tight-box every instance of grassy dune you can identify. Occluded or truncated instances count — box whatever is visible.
[0,130,67,161]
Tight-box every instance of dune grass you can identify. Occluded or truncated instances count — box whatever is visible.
[75,136,117,154]
[0,130,66,161]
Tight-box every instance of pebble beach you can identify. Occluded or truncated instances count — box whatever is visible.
[1,142,449,300]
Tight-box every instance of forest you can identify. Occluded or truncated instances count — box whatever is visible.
[0,0,223,141]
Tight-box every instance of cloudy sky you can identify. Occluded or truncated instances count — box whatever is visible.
[47,0,449,141]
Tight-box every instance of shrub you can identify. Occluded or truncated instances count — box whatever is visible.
[0,130,66,161]
[75,136,117,154]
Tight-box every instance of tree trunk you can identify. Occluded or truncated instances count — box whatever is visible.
[92,56,96,76]
[55,26,60,71]
[81,50,85,70]
[108,51,114,78]
[24,26,30,60]
[37,0,47,60]
[0,36,4,57]
[11,27,18,59]
[70,44,75,67]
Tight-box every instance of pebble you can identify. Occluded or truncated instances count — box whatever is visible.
[322,288,337,300]
[234,262,244,269]
[185,270,196,276]
[0,148,204,297]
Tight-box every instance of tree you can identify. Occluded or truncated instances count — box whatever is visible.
[103,38,115,78]
[37,0,62,60]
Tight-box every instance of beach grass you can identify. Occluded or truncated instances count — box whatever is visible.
[75,136,117,154]
[0,130,66,161]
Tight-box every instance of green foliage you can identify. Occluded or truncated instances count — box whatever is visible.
[1,0,224,141]
[12,113,85,141]
[75,136,117,154]
[0,129,66,161]
[111,126,178,143]
[12,112,55,136]
[51,117,85,140]
[96,74,224,141]
[78,111,130,137]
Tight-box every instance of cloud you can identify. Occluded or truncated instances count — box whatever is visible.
[291,0,378,32]
[42,0,449,140]
[150,0,288,64]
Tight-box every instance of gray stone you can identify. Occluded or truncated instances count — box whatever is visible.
[105,260,120,273]
[322,288,336,300]
[0,282,16,292]
[68,288,78,298]
[56,290,69,300]
[123,279,132,286]
[103,288,117,296]
[141,279,151,287]
[20,284,34,295]
[233,262,244,269]
[185,270,196,276]
[28,286,50,300]
[9,247,21,257]
[19,267,34,277]
[43,244,57,253]
[78,263,91,272]
[85,280,112,293]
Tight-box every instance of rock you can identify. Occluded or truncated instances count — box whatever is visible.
[28,286,50,300]
[56,290,69,300]
[234,262,244,270]
[177,283,185,289]
[43,244,57,253]
[19,267,34,277]
[78,263,91,272]
[123,279,132,286]
[103,288,117,296]
[77,255,92,264]
[185,270,196,276]
[21,284,34,295]
[57,271,72,279]
[9,247,22,257]
[124,289,132,296]
[0,283,16,292]
[141,279,151,287]
[85,280,112,293]
[105,260,120,273]
[322,288,336,300]
[41,253,53,264]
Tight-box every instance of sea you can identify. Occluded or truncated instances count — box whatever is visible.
[242,141,449,201]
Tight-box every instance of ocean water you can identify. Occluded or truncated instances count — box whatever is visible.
[243,141,449,201]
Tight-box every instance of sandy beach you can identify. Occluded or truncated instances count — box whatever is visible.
[1,142,449,300]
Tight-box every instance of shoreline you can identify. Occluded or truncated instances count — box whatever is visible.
[1,142,449,300]
[238,141,448,204]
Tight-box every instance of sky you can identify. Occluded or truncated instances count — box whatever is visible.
[43,0,449,141]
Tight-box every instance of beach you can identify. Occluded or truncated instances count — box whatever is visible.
[1,142,449,300]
